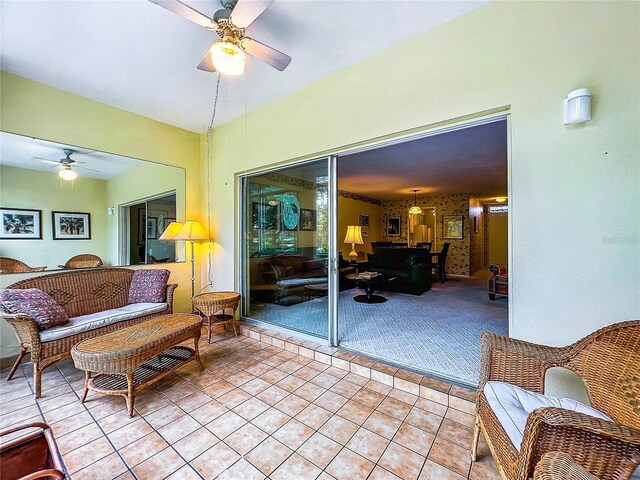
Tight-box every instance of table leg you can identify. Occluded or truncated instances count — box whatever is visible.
[194,336,204,372]
[207,315,213,344]
[126,372,135,417]
[81,371,91,403]
[365,283,375,301]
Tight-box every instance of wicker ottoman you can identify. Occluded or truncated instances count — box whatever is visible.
[71,313,203,417]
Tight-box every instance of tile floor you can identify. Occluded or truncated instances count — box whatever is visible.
[0,331,500,479]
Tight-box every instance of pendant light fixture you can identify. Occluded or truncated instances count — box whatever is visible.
[408,190,422,215]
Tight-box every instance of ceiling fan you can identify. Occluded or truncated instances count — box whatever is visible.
[149,0,291,75]
[33,149,100,180]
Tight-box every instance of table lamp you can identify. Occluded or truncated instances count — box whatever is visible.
[344,225,364,261]
[175,221,210,302]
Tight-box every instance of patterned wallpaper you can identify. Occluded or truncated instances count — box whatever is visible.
[381,193,471,276]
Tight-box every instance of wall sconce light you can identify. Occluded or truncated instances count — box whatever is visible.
[564,88,591,125]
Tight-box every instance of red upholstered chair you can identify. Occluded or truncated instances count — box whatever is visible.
[488,263,508,300]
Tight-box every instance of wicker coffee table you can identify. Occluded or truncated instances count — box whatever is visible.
[193,291,240,343]
[71,313,203,417]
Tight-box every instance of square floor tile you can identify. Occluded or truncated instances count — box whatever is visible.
[119,432,169,467]
[251,407,291,434]
[363,411,403,440]
[190,400,229,425]
[297,432,342,469]
[427,437,472,477]
[270,452,323,480]
[71,452,128,480]
[173,427,219,462]
[377,397,413,421]
[345,427,390,463]
[274,394,310,416]
[319,415,359,445]
[337,400,374,425]
[272,419,315,450]
[205,411,247,439]
[325,447,375,480]
[132,447,185,479]
[158,414,201,444]
[378,441,426,480]
[218,458,266,480]
[233,396,270,421]
[245,436,293,476]
[295,404,333,430]
[224,423,268,455]
[393,422,435,457]
[191,441,241,480]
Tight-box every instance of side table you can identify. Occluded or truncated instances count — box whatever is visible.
[193,291,241,343]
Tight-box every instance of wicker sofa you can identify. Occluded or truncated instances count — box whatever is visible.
[472,320,640,480]
[2,268,176,398]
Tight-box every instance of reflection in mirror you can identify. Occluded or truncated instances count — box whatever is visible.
[408,207,436,249]
[0,131,186,273]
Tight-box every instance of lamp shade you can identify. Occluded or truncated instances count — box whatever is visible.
[344,225,364,245]
[158,221,184,240]
[175,221,209,241]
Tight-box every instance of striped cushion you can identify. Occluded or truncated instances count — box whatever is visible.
[483,381,612,451]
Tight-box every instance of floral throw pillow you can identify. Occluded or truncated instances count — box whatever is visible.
[128,269,170,304]
[0,288,69,330]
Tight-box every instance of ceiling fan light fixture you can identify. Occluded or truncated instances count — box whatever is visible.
[210,40,246,76]
[58,166,77,181]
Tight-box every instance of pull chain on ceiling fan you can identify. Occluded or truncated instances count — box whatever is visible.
[149,0,292,76]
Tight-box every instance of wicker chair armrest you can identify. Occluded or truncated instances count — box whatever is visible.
[534,452,600,480]
[166,284,177,312]
[519,407,640,479]
[478,332,570,393]
[2,314,40,350]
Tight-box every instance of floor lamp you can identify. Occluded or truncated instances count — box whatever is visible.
[158,221,184,262]
[174,221,210,307]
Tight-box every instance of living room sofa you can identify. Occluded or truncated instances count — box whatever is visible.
[251,254,327,306]
[364,247,432,295]
[1,268,176,397]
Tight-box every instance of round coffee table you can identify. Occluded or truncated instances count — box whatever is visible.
[346,273,396,303]
[193,291,241,343]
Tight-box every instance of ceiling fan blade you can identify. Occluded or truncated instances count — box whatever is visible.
[230,0,273,28]
[75,166,101,173]
[196,46,217,73]
[32,157,61,165]
[148,0,217,30]
[240,38,291,71]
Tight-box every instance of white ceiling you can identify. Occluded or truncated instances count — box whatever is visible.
[338,120,507,200]
[1,0,484,133]
[0,131,141,179]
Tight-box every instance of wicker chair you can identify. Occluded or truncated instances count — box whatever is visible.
[0,257,46,273]
[58,254,103,269]
[472,320,640,480]
[2,268,176,398]
[534,452,600,480]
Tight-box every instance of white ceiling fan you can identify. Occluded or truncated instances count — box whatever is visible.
[33,148,100,180]
[149,0,291,76]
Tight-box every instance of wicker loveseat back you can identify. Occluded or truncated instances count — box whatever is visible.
[565,321,640,430]
[5,268,135,319]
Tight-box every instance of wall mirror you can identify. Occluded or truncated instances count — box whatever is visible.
[408,206,436,248]
[0,131,186,274]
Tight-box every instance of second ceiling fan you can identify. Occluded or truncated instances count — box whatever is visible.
[149,0,291,75]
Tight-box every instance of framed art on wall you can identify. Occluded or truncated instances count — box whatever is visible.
[386,216,401,237]
[147,217,158,239]
[52,211,91,240]
[0,207,42,240]
[300,209,317,231]
[360,213,370,238]
[443,215,464,239]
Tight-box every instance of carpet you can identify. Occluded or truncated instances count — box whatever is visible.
[248,277,508,386]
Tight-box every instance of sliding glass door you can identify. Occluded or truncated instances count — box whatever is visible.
[241,158,331,340]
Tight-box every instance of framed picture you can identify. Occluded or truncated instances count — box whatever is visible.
[386,216,401,237]
[252,201,279,230]
[52,211,91,240]
[0,207,42,240]
[138,209,146,244]
[443,215,464,239]
[359,213,370,238]
[300,209,317,231]
[147,217,158,239]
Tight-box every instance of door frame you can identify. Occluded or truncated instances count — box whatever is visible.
[237,108,513,344]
